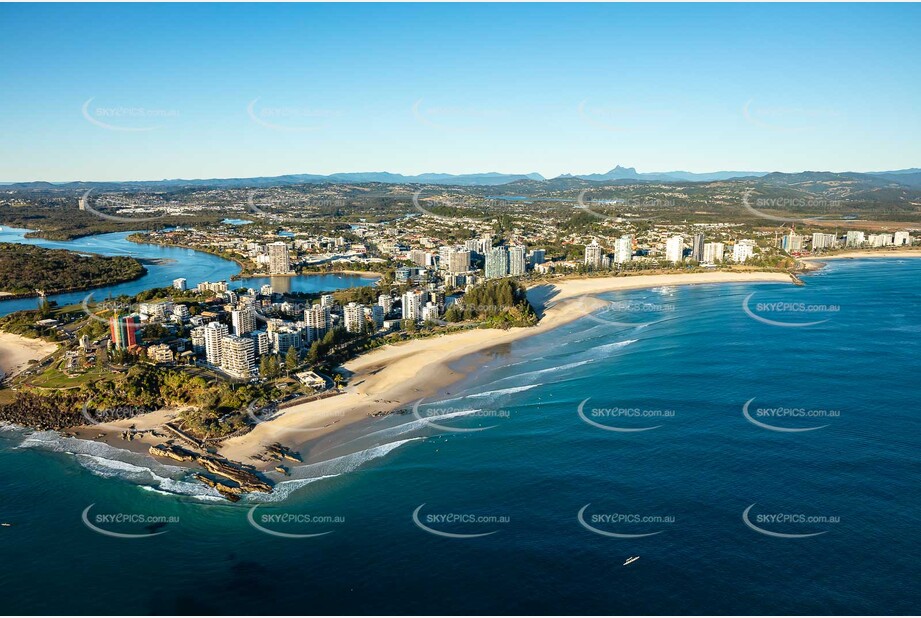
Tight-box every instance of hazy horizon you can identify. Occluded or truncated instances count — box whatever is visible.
[2,3,920,182]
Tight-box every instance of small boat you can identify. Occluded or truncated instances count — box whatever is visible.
[1,523,12,527]
[623,556,639,566]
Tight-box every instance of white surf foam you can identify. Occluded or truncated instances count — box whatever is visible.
[465,383,540,398]
[248,437,423,503]
[594,339,639,354]
[17,430,225,501]
[324,411,478,453]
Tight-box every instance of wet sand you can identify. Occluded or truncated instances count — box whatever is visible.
[219,270,793,466]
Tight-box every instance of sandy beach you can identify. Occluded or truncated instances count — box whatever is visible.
[801,248,921,261]
[0,332,58,381]
[219,270,793,465]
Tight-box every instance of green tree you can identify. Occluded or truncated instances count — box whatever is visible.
[284,346,299,375]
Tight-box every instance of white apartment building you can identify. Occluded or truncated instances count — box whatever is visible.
[305,304,332,341]
[231,307,256,336]
[584,239,604,268]
[271,327,302,356]
[868,233,894,247]
[444,249,470,274]
[378,294,394,316]
[221,335,256,379]
[190,326,206,354]
[894,231,912,246]
[172,304,190,320]
[267,241,291,274]
[422,302,440,322]
[615,235,633,264]
[703,242,725,263]
[402,290,425,321]
[846,231,866,247]
[732,240,756,263]
[344,302,365,333]
[147,344,173,363]
[485,246,509,279]
[172,278,187,291]
[665,236,684,263]
[203,322,229,365]
[250,330,271,356]
[508,245,527,276]
[811,233,839,251]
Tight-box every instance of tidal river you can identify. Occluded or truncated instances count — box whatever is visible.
[0,226,375,317]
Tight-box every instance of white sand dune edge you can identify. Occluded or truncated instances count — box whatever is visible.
[219,271,792,465]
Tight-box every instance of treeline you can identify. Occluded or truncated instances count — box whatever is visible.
[0,200,225,240]
[0,364,278,438]
[445,279,537,328]
[0,243,146,295]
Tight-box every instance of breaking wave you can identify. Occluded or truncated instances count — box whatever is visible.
[249,437,424,503]
[17,431,225,501]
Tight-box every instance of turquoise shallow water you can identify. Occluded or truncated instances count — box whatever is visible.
[0,259,919,615]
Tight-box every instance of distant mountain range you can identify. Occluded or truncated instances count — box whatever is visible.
[3,167,920,189]
[559,165,770,182]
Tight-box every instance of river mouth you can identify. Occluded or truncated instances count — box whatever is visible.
[0,227,377,317]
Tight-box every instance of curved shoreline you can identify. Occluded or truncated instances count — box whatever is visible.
[219,270,793,465]
[0,332,59,381]
[0,266,148,300]
[801,248,921,261]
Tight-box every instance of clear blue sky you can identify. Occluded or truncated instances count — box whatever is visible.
[1,3,919,182]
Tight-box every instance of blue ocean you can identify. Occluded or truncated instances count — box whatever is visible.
[1,258,919,615]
